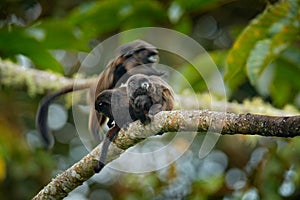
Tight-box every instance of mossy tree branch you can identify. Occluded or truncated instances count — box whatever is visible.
[33,110,300,199]
[0,59,93,96]
[0,59,297,116]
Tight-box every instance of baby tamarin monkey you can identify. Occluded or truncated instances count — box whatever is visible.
[36,40,164,148]
[94,74,175,172]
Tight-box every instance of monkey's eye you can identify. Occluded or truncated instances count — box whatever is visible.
[98,102,103,106]
[148,54,159,63]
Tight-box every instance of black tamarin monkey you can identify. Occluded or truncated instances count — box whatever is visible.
[36,40,164,148]
[94,74,175,172]
[127,74,175,122]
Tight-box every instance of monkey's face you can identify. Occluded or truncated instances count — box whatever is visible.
[95,91,113,120]
[95,88,133,128]
[131,48,159,64]
[127,74,155,100]
[111,41,162,88]
[121,48,159,74]
[119,40,159,65]
[121,41,159,70]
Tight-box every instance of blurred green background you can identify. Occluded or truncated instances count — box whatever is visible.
[0,0,300,199]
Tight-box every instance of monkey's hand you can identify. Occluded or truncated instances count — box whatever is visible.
[149,104,162,116]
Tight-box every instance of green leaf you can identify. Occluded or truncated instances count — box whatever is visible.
[67,0,167,38]
[175,0,230,12]
[225,0,300,90]
[31,20,90,51]
[121,1,167,29]
[0,29,63,73]
[271,74,293,107]
[246,39,272,84]
[67,0,127,37]
[246,18,298,84]
[270,57,300,107]
[280,46,300,68]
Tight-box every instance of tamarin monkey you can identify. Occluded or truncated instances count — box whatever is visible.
[94,74,175,172]
[36,40,164,148]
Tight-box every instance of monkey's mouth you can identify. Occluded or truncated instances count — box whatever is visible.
[147,54,159,63]
[133,88,148,96]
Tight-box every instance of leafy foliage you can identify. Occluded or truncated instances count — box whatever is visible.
[0,0,169,73]
[0,28,63,72]
[225,0,300,106]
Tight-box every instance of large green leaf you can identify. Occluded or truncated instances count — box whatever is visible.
[246,6,299,84]
[225,0,300,90]
[175,0,230,12]
[67,0,167,37]
[270,51,300,107]
[31,20,90,51]
[271,65,295,107]
[67,0,128,37]
[280,46,300,69]
[121,1,167,29]
[0,29,63,73]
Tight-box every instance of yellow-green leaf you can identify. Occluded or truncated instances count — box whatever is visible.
[225,0,299,90]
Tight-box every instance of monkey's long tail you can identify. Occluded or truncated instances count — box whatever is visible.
[36,84,90,149]
[94,126,120,173]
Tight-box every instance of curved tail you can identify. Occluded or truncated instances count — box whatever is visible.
[36,84,90,148]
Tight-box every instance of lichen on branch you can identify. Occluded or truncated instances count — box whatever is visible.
[0,59,92,96]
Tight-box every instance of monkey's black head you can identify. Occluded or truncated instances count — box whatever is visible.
[131,48,159,64]
[95,91,113,120]
[118,40,159,64]
[112,40,163,88]
[127,74,155,100]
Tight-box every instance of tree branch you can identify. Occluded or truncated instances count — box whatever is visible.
[0,59,297,116]
[0,59,93,96]
[33,110,300,199]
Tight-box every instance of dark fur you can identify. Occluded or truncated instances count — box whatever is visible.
[36,40,163,148]
[88,40,164,143]
[127,74,175,121]
[36,84,91,148]
[94,74,175,172]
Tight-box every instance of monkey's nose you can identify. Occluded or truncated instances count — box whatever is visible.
[141,82,149,90]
